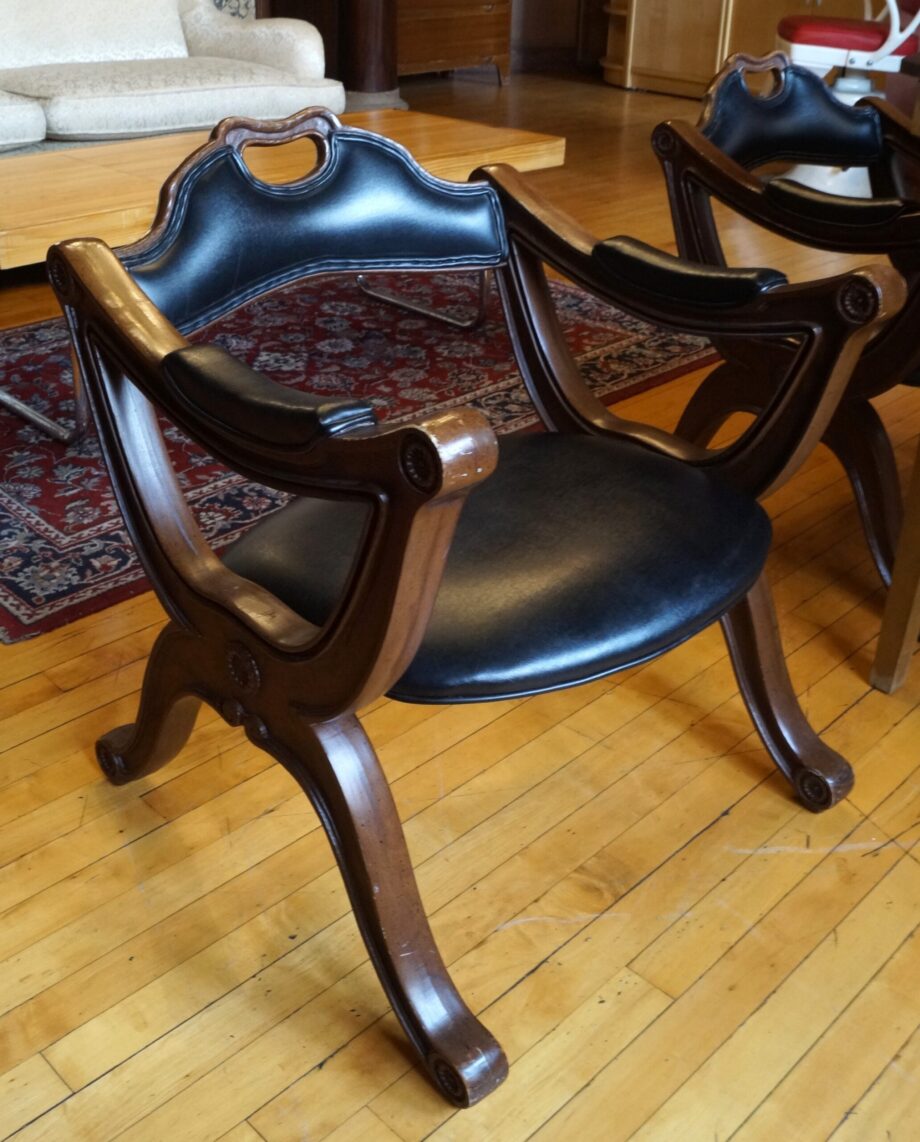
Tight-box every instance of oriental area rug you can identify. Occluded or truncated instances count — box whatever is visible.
[0,273,718,643]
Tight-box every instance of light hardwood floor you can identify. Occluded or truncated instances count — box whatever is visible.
[2,70,920,1141]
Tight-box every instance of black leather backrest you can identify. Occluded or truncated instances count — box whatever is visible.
[702,63,883,170]
[122,127,508,333]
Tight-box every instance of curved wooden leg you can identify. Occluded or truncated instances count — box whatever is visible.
[823,399,902,587]
[675,361,764,445]
[272,711,508,1106]
[721,575,853,812]
[96,623,201,786]
[871,435,920,692]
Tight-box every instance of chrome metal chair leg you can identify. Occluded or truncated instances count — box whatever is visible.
[356,270,492,329]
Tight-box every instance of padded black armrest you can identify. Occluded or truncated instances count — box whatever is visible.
[592,236,786,306]
[163,344,378,449]
[765,178,907,225]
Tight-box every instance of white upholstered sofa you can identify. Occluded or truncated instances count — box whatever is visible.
[0,0,345,151]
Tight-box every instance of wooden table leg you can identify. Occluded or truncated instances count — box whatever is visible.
[871,435,920,691]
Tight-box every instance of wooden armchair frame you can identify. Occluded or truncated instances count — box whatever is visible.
[49,107,902,1107]
[653,51,920,589]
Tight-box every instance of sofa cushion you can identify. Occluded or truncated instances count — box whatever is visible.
[0,91,46,150]
[0,0,189,70]
[0,59,346,140]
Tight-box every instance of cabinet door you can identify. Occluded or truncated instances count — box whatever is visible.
[725,0,868,60]
[629,0,725,95]
[397,0,511,77]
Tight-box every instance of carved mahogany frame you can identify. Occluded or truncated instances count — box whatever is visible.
[653,50,920,583]
[50,235,507,1106]
[478,162,903,501]
[45,106,905,1105]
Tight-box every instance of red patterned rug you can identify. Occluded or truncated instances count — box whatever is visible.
[0,273,717,643]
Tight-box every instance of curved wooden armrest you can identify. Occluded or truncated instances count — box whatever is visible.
[763,178,907,225]
[703,263,905,497]
[161,338,501,703]
[471,165,906,498]
[479,163,786,330]
[653,120,920,260]
[49,237,499,713]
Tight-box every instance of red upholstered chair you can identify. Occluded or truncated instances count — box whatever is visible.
[778,0,920,95]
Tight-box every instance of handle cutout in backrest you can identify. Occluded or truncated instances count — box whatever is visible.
[218,108,328,189]
[700,53,883,170]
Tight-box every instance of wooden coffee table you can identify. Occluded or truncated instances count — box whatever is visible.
[0,109,565,270]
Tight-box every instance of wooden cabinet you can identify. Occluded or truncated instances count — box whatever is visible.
[626,0,724,98]
[397,0,512,80]
[601,2,633,89]
[603,0,867,98]
[266,1,513,87]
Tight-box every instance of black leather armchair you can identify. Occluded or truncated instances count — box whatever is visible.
[653,51,920,590]
[48,107,901,1107]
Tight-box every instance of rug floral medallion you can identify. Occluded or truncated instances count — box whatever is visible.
[0,273,716,642]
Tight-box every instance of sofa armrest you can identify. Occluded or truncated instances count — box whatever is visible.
[179,0,326,82]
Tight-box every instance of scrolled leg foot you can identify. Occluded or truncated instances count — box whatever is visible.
[95,623,201,785]
[794,763,853,813]
[722,575,854,813]
[274,712,509,1104]
[427,1041,509,1107]
[96,727,138,786]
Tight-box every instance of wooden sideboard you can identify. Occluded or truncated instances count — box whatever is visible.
[265,0,510,83]
[603,0,867,98]
[397,0,511,80]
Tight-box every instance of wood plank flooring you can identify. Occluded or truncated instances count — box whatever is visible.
[2,69,920,1141]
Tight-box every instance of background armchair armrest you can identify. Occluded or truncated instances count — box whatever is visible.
[764,178,907,225]
[653,119,920,259]
[179,0,327,82]
[474,163,905,499]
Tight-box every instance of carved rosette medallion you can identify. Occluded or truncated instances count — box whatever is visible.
[650,126,675,157]
[401,437,440,492]
[227,642,261,695]
[837,277,879,325]
[431,1056,466,1103]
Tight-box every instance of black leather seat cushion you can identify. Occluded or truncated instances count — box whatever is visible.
[223,435,771,702]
